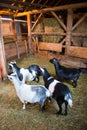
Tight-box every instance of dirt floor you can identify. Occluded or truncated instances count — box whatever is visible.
[0,55,87,130]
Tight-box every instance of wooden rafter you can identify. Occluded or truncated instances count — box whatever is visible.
[30,2,87,14]
[15,2,87,17]
[0,3,23,11]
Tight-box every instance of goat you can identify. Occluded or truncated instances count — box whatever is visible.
[8,61,41,84]
[7,72,51,111]
[40,67,73,116]
[50,58,87,87]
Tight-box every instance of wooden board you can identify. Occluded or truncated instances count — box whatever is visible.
[4,41,27,60]
[38,42,62,52]
[67,46,87,59]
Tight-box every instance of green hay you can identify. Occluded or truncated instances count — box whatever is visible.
[0,56,87,130]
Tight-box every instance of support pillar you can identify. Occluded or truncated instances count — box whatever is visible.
[0,18,7,79]
[27,13,33,54]
[66,9,73,54]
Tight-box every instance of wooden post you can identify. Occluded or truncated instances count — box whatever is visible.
[15,40,20,59]
[27,13,33,54]
[24,40,28,56]
[0,18,7,79]
[66,9,73,54]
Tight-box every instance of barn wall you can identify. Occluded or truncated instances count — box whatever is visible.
[2,20,14,35]
[31,10,87,68]
[72,18,87,47]
[4,39,28,61]
[1,19,28,61]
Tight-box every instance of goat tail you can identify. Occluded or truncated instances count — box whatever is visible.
[68,98,73,107]
[65,93,73,107]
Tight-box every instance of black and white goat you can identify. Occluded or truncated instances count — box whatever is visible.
[7,72,51,111]
[40,67,73,115]
[8,61,41,84]
[50,58,87,87]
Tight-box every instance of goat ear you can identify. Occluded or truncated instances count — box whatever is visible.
[10,61,16,64]
[11,72,17,76]
[14,61,16,64]
[7,74,10,79]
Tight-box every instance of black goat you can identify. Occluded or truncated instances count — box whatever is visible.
[50,58,87,87]
[8,61,41,84]
[40,67,73,116]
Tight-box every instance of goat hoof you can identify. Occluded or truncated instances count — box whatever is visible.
[64,112,67,116]
[72,82,77,88]
[73,85,77,88]
[56,111,62,115]
[41,107,45,112]
[41,109,45,112]
[22,107,25,110]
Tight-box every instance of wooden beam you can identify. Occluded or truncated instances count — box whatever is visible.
[15,2,87,17]
[30,3,87,14]
[31,32,66,36]
[60,37,66,44]
[72,32,87,37]
[72,13,87,31]
[27,13,33,54]
[38,42,62,52]
[51,11,66,31]
[14,11,30,17]
[0,3,23,11]
[15,40,20,59]
[0,18,7,79]
[66,9,73,46]
[0,10,13,15]
[31,13,43,31]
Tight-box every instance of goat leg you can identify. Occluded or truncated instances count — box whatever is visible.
[40,99,46,112]
[72,81,77,87]
[22,101,26,109]
[57,102,62,115]
[64,101,68,115]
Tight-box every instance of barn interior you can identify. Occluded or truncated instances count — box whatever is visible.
[0,0,87,79]
[0,1,87,130]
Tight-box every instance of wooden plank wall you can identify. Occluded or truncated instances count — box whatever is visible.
[67,46,87,59]
[38,42,62,52]
[4,41,28,60]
